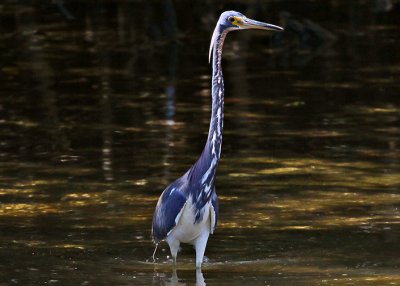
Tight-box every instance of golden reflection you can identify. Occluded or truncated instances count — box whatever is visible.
[221,153,400,232]
[133,179,147,186]
[0,188,35,195]
[0,203,61,216]
[233,111,268,119]
[63,192,109,207]
[53,244,85,249]
[218,195,239,201]
[258,167,301,174]
[0,119,38,127]
[278,129,345,138]
[121,126,145,132]
[13,180,65,187]
[363,107,399,113]
[294,81,361,89]
[221,194,400,230]
[64,193,94,199]
[227,156,400,188]
[228,173,257,177]
[280,225,314,230]
[220,222,258,229]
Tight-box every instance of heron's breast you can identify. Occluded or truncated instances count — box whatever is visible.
[169,198,211,244]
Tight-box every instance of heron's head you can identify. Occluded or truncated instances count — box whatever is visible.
[219,11,284,32]
[209,11,283,62]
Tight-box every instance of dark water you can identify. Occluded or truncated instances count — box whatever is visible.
[1,1,400,285]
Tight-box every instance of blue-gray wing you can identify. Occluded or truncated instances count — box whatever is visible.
[152,182,187,243]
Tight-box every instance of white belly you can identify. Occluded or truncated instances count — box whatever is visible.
[169,199,211,244]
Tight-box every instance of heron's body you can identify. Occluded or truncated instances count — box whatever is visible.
[152,11,283,268]
[166,198,216,265]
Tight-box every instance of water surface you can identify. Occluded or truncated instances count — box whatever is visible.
[1,1,399,285]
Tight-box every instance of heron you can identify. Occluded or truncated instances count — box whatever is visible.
[152,10,283,268]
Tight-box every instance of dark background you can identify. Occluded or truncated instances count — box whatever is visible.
[0,1,399,285]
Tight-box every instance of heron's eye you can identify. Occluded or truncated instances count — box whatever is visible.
[228,17,235,23]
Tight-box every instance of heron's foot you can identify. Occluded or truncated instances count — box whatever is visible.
[195,256,210,268]
[165,255,178,265]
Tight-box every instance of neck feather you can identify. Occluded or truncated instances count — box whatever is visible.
[189,26,227,185]
[207,28,227,159]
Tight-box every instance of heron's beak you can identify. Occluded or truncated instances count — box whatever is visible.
[239,17,284,32]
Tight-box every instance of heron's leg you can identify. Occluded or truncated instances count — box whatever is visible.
[196,268,206,286]
[166,236,180,265]
[194,231,210,268]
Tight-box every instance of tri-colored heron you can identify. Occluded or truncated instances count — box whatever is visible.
[152,10,283,268]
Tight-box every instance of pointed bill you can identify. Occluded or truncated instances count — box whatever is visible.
[239,17,284,31]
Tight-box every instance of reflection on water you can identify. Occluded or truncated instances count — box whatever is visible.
[153,269,205,286]
[1,0,400,285]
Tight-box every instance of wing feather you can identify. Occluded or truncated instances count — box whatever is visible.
[210,191,219,234]
[152,182,187,243]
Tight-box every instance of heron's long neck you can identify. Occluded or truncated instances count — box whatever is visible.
[190,27,227,185]
[207,30,227,161]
